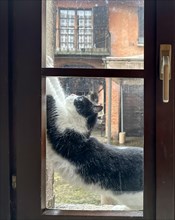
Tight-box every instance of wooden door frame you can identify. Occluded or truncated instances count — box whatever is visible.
[9,0,156,219]
[0,1,11,220]
[156,0,175,219]
[0,0,175,220]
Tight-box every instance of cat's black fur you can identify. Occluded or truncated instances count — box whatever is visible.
[47,95,143,195]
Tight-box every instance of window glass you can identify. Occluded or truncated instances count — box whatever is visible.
[45,77,144,211]
[43,0,144,69]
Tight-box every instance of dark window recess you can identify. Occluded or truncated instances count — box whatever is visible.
[93,6,110,49]
[123,84,144,137]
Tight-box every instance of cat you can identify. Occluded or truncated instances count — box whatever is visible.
[46,77,143,210]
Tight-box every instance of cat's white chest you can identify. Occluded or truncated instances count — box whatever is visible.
[47,139,81,184]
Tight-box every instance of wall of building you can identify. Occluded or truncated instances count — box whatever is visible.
[122,80,144,137]
[109,2,144,57]
[55,0,105,9]
[104,56,144,69]
[55,57,105,68]
[54,0,144,68]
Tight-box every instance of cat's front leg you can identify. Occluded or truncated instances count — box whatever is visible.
[49,77,66,104]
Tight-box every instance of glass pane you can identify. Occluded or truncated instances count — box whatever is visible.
[43,0,144,69]
[45,76,144,211]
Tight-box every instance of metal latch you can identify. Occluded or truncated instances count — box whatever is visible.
[160,44,172,103]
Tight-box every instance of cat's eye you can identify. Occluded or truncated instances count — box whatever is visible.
[75,98,84,109]
[77,96,84,103]
[78,97,83,100]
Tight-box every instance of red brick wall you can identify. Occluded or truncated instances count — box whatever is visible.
[108,2,143,57]
[105,79,120,140]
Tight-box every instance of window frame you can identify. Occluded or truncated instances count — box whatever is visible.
[58,8,93,51]
[1,0,175,219]
[55,5,110,56]
[0,1,11,219]
[42,0,155,218]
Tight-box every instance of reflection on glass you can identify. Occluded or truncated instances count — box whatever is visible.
[45,77,144,211]
[43,0,144,69]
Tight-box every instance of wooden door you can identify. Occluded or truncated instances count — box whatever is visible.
[0,0,175,220]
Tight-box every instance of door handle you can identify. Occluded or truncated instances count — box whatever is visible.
[160,44,172,103]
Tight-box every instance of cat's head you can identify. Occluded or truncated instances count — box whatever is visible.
[65,94,103,134]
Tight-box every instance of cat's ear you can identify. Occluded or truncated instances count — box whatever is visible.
[93,105,103,113]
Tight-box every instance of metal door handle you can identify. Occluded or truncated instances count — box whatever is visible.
[160,45,172,103]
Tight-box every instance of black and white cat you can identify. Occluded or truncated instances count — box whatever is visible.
[46,77,143,210]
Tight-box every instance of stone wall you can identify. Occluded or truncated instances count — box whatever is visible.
[103,56,144,69]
